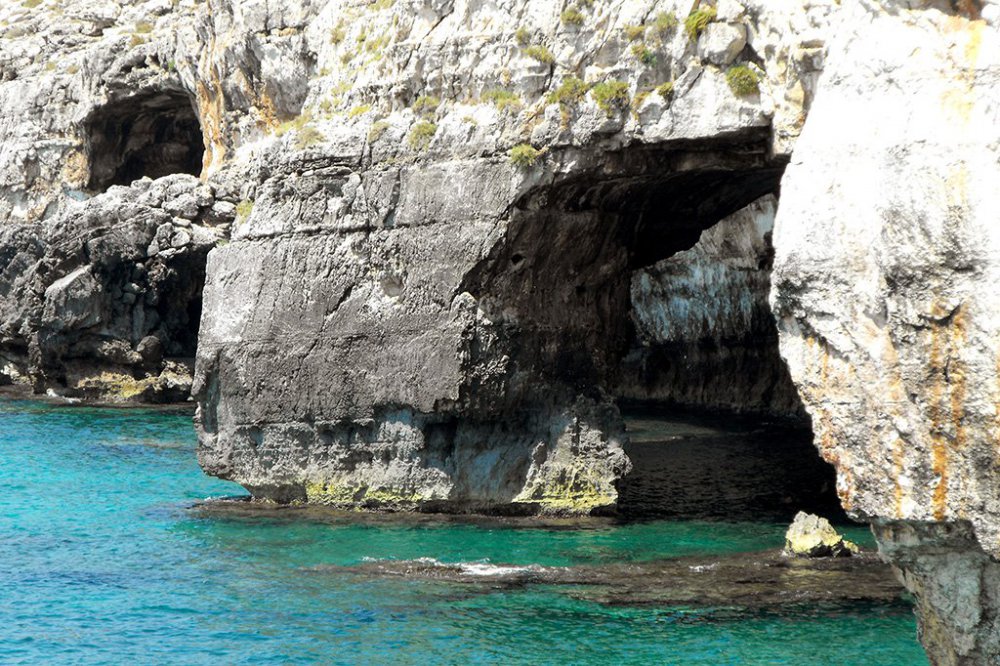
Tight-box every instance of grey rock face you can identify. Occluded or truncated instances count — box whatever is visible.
[2,0,998,660]
[0,174,227,401]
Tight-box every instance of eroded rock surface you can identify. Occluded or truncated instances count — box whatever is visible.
[771,1,1000,662]
[3,0,1000,661]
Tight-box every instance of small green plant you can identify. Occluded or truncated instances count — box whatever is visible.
[368,120,391,142]
[22,0,42,7]
[276,112,313,136]
[348,104,372,118]
[653,12,678,37]
[525,45,555,65]
[515,26,531,46]
[631,43,657,66]
[165,60,176,72]
[547,76,591,106]
[412,95,440,116]
[235,199,254,224]
[561,7,585,26]
[134,21,154,34]
[408,121,437,150]
[373,0,395,9]
[295,126,324,149]
[656,81,675,99]
[481,88,522,113]
[684,6,717,40]
[591,80,630,116]
[725,65,760,96]
[330,22,346,44]
[623,24,646,41]
[509,144,541,167]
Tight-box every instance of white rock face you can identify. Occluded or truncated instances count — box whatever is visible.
[771,2,1000,662]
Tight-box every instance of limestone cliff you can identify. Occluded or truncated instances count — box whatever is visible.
[2,0,1000,662]
[771,2,1000,662]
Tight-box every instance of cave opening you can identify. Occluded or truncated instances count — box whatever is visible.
[469,135,846,523]
[85,89,205,191]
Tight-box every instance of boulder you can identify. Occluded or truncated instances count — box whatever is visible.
[784,511,858,558]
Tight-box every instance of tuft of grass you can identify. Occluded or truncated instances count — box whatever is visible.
[348,104,372,118]
[129,34,147,47]
[509,144,542,167]
[631,43,657,66]
[330,21,346,44]
[482,88,522,113]
[524,45,555,65]
[561,7,585,26]
[515,26,531,46]
[276,112,313,136]
[684,7,717,41]
[368,120,391,142]
[652,12,678,37]
[22,0,42,7]
[656,81,675,99]
[547,76,591,106]
[591,80,630,116]
[412,95,440,116]
[235,199,254,224]
[408,121,437,151]
[295,126,324,149]
[623,24,646,41]
[134,21,154,34]
[725,65,760,96]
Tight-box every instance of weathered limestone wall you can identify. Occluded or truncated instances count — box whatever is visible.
[770,2,1000,662]
[4,0,1000,660]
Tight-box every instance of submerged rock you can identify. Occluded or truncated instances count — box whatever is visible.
[319,548,902,611]
[783,512,858,558]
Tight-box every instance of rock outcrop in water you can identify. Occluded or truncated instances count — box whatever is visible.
[2,0,999,661]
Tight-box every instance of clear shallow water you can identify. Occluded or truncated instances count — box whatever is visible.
[0,400,928,665]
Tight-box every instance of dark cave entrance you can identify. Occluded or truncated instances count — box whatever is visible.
[85,90,205,191]
[467,134,846,523]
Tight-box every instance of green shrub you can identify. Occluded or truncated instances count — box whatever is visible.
[330,22,346,44]
[134,21,153,34]
[482,88,522,113]
[408,121,437,150]
[561,7,585,26]
[295,126,324,149]
[412,95,440,116]
[547,76,591,106]
[653,12,678,37]
[684,7,717,40]
[515,26,531,46]
[623,24,645,41]
[725,65,760,96]
[591,80,630,116]
[348,104,372,118]
[368,120,391,142]
[22,0,42,7]
[509,144,541,167]
[656,81,675,99]
[235,199,254,224]
[525,45,555,65]
[631,43,657,66]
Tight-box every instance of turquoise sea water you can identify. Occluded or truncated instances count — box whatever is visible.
[0,400,928,665]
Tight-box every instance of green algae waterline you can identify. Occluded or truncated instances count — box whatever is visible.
[0,400,927,665]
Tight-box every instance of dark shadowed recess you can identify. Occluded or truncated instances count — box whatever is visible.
[85,89,204,191]
[466,131,846,521]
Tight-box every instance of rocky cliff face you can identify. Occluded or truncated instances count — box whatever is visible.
[771,2,1000,662]
[2,0,999,661]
